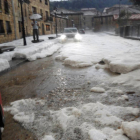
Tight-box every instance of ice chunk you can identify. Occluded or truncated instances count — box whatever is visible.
[42,135,55,140]
[90,87,105,93]
[117,95,129,101]
[111,135,129,140]
[88,129,107,140]
[94,110,122,127]
[121,121,140,140]
[0,58,10,72]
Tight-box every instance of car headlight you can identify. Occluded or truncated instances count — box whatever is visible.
[60,35,66,40]
[75,34,82,40]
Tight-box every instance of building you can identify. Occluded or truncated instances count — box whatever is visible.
[0,0,53,44]
[55,8,83,30]
[0,0,15,44]
[93,5,140,34]
[81,8,99,29]
[51,13,67,34]
[14,0,53,40]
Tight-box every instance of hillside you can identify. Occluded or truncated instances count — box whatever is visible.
[50,0,132,11]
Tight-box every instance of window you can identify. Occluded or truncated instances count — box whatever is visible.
[45,0,48,5]
[6,21,12,34]
[0,20,5,34]
[18,21,21,32]
[46,24,50,31]
[40,9,43,19]
[4,0,9,14]
[0,0,2,12]
[32,7,36,14]
[25,8,27,17]
[45,11,48,21]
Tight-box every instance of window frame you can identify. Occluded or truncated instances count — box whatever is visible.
[0,0,2,12]
[46,24,50,31]
[45,0,48,5]
[0,20,5,34]
[18,21,22,32]
[32,6,37,14]
[6,21,12,34]
[45,11,48,21]
[4,0,9,14]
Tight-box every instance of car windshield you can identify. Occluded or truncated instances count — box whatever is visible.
[64,28,77,33]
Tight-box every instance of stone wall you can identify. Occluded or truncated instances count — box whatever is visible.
[0,0,15,44]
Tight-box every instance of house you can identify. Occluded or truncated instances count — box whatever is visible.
[55,8,83,30]
[81,8,99,29]
[0,0,52,44]
[0,0,15,44]
[51,13,67,33]
[93,5,140,34]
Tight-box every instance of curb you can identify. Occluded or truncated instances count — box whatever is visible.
[124,36,140,41]
[0,59,27,76]
[103,32,118,36]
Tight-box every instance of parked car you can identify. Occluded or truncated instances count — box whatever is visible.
[60,27,82,42]
[0,92,4,140]
[79,29,85,34]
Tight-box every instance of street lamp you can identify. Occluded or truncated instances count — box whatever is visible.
[119,0,122,26]
[53,7,58,37]
[19,0,27,46]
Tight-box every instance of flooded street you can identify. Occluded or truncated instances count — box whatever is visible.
[1,33,140,140]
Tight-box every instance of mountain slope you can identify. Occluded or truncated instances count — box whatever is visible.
[50,0,132,11]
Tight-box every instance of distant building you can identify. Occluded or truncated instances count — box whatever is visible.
[93,5,140,34]
[81,8,99,29]
[55,8,83,30]
[51,13,67,33]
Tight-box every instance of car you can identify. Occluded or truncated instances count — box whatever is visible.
[60,27,82,42]
[79,29,85,34]
[0,92,4,140]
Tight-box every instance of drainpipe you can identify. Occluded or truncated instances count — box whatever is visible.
[11,0,17,39]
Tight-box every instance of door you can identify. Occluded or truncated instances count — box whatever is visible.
[42,23,45,35]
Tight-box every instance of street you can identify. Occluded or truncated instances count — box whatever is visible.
[1,32,140,140]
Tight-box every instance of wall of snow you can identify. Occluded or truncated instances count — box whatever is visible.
[5,99,140,140]
[0,58,10,72]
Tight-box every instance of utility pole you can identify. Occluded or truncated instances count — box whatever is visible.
[54,7,58,37]
[119,0,122,27]
[20,0,27,45]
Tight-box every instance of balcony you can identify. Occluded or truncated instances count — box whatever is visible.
[44,17,53,22]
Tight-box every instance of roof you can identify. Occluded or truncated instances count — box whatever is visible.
[82,10,98,16]
[81,8,97,11]
[130,14,140,20]
[102,6,140,16]
[54,8,83,15]
[113,14,140,20]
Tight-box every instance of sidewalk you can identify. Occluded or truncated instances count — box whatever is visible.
[124,36,140,41]
[0,35,59,74]
[103,31,118,36]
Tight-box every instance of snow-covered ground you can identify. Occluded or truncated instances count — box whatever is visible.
[3,32,140,140]
[0,35,61,72]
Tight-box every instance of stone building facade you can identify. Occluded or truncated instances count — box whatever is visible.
[55,8,83,30]
[0,0,54,44]
[93,15,117,32]
[0,0,15,43]
[14,0,53,40]
[81,8,99,30]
